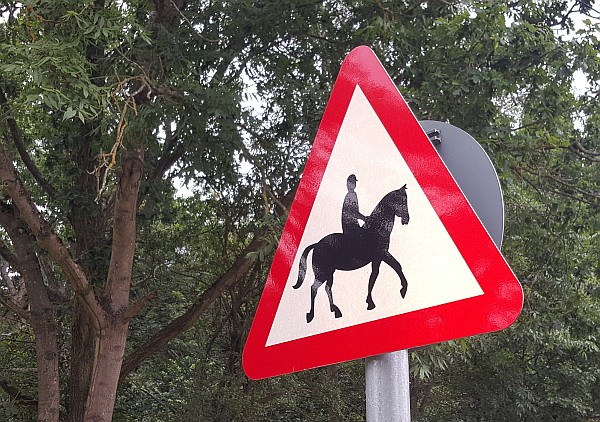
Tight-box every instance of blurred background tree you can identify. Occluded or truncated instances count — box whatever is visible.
[0,0,598,420]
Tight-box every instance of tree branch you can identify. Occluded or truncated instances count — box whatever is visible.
[0,199,62,421]
[0,292,30,323]
[0,238,20,272]
[570,141,600,161]
[0,85,57,198]
[105,147,144,313]
[0,380,37,414]
[0,257,18,296]
[120,188,292,381]
[0,139,106,329]
[149,134,185,182]
[119,230,269,382]
[167,0,219,43]
[236,123,288,215]
[152,0,187,26]
[545,172,600,203]
[122,291,159,322]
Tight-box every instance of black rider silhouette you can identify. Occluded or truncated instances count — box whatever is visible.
[342,174,367,237]
[293,181,410,323]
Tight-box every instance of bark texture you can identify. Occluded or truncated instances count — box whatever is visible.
[0,204,60,422]
[83,147,144,422]
[0,136,144,421]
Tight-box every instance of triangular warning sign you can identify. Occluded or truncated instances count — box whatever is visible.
[243,46,523,380]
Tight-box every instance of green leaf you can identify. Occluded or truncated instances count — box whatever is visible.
[63,107,77,120]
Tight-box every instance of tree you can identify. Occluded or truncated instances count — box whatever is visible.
[0,0,358,419]
[0,0,599,421]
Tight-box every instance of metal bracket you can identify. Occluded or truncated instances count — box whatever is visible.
[426,129,442,145]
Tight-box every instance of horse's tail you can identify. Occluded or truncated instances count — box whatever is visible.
[292,243,317,289]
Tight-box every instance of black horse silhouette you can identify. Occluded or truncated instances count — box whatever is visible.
[293,185,409,323]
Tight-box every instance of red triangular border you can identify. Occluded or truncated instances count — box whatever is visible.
[243,46,523,380]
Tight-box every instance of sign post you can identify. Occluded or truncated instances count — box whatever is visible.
[366,350,411,421]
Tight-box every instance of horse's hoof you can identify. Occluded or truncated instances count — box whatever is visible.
[306,312,314,323]
[367,301,375,310]
[400,286,407,298]
[333,308,342,318]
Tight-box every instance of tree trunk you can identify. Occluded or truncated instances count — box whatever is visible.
[67,128,107,422]
[67,302,98,422]
[83,322,129,422]
[0,133,145,420]
[83,146,144,421]
[0,204,60,422]
[21,262,60,422]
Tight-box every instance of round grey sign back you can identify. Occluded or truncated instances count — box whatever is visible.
[419,121,504,248]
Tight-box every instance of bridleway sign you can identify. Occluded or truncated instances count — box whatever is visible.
[243,46,523,380]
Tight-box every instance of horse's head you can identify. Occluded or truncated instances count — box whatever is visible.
[393,184,409,225]
[369,185,409,234]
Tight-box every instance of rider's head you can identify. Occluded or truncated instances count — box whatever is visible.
[347,174,357,191]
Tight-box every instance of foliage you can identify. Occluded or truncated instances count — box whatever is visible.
[0,0,598,421]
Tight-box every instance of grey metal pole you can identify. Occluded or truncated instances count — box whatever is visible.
[365,350,411,422]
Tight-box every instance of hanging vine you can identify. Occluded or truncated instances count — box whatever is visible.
[91,75,152,202]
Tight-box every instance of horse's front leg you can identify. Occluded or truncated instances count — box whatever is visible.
[382,252,408,298]
[367,260,381,310]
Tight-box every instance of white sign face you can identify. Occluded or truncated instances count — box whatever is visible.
[266,85,484,347]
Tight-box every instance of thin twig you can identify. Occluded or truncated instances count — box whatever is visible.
[169,0,220,43]
[236,123,288,214]
[0,86,56,197]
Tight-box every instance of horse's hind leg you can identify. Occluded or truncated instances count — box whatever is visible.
[325,276,342,319]
[367,260,381,310]
[307,278,324,323]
